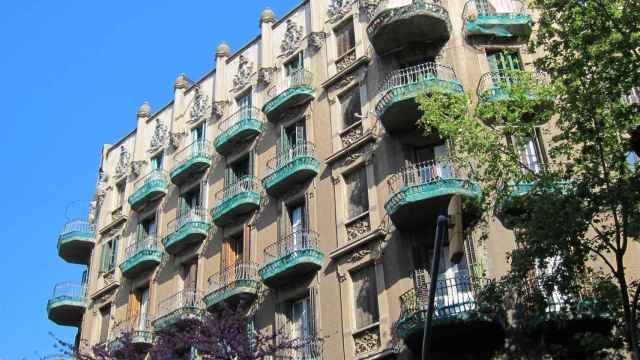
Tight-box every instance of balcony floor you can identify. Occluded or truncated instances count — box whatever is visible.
[263,157,320,197]
[47,297,86,327]
[58,232,95,265]
[170,156,212,186]
[214,118,263,156]
[203,280,259,310]
[262,86,314,122]
[163,222,211,255]
[259,249,324,287]
[212,192,261,227]
[465,15,532,40]
[120,249,163,278]
[128,181,168,211]
[153,307,202,330]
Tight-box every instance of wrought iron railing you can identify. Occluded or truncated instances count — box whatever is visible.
[273,337,323,360]
[388,159,464,194]
[215,176,261,203]
[218,106,263,134]
[110,316,153,341]
[131,169,168,193]
[476,69,551,99]
[462,0,527,20]
[266,142,316,174]
[378,62,459,95]
[166,207,209,234]
[155,288,201,321]
[207,262,259,294]
[123,235,161,260]
[367,0,449,36]
[263,230,320,264]
[51,282,86,301]
[171,140,213,166]
[267,69,314,100]
[59,219,95,237]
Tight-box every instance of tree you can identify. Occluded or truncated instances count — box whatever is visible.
[416,0,640,357]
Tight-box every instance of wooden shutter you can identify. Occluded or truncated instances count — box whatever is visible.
[128,290,141,324]
[280,125,289,154]
[221,239,230,270]
[275,302,287,344]
[99,243,108,272]
[110,238,119,271]
[99,305,111,343]
[534,128,548,165]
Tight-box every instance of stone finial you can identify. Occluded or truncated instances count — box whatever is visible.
[216,42,230,58]
[174,73,188,90]
[137,101,151,118]
[260,7,276,24]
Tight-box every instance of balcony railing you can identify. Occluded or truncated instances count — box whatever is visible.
[57,219,96,264]
[119,235,163,277]
[154,289,202,329]
[49,282,86,303]
[164,206,211,253]
[476,70,548,101]
[212,176,261,225]
[109,316,154,350]
[263,142,320,195]
[166,207,209,235]
[388,159,464,194]
[215,176,261,204]
[170,140,213,183]
[462,0,531,38]
[273,337,323,360]
[260,230,324,285]
[47,282,86,326]
[378,62,461,100]
[463,0,527,19]
[263,69,314,119]
[59,219,96,242]
[215,107,264,155]
[266,142,316,174]
[128,169,168,208]
[204,262,260,307]
[263,230,320,264]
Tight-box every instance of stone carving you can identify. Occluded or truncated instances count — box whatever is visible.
[341,122,364,148]
[328,0,354,23]
[149,119,168,153]
[346,214,371,241]
[279,19,304,59]
[348,248,371,262]
[89,170,109,224]
[212,100,229,119]
[258,67,277,85]
[111,207,124,222]
[189,85,211,124]
[232,55,256,92]
[308,31,327,50]
[359,0,381,19]
[331,175,342,184]
[337,271,348,282]
[114,146,130,179]
[130,160,147,178]
[354,326,381,356]
[343,150,363,166]
[169,131,187,150]
[336,49,357,72]
[332,75,355,92]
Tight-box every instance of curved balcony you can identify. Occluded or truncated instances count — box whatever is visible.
[57,219,95,265]
[367,0,451,56]
[262,69,314,122]
[259,230,324,287]
[170,140,213,185]
[153,289,203,330]
[385,159,481,231]
[47,282,86,327]
[119,236,163,278]
[203,262,260,309]
[109,318,154,352]
[496,181,572,229]
[128,170,168,211]
[395,271,504,355]
[211,176,261,227]
[375,62,463,133]
[163,207,211,255]
[263,142,320,197]
[214,107,264,156]
[463,0,532,41]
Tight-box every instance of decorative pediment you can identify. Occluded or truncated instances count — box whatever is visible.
[189,85,211,124]
[149,119,168,153]
[232,55,256,92]
[328,0,354,23]
[114,146,130,179]
[279,19,304,59]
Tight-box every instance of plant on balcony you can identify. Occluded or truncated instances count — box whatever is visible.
[416,0,640,357]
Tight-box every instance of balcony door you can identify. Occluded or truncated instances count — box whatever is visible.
[138,287,149,331]
[180,185,201,217]
[183,260,198,292]
[151,153,163,171]
[225,155,252,187]
[237,93,252,119]
[137,214,157,245]
[284,198,309,251]
[284,53,304,79]
[421,246,474,316]
[191,123,206,155]
[487,50,522,72]
[281,121,306,161]
[405,144,449,185]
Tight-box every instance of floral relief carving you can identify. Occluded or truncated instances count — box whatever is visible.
[212,100,230,119]
[149,119,168,153]
[189,84,211,124]
[328,0,355,23]
[169,131,187,150]
[354,326,380,356]
[359,0,381,20]
[89,171,109,224]
[348,248,371,262]
[114,146,130,179]
[308,31,327,50]
[331,75,355,92]
[341,123,364,148]
[346,213,371,241]
[342,150,363,166]
[258,67,277,85]
[279,19,304,59]
[130,160,147,178]
[232,55,256,92]
[336,49,357,73]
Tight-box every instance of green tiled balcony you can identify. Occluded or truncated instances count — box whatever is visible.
[214,107,264,156]
[109,318,154,352]
[163,207,211,255]
[119,236,163,278]
[259,230,324,287]
[262,69,314,122]
[128,170,168,211]
[463,0,532,40]
[385,159,481,231]
[211,176,261,227]
[170,140,214,186]
[366,0,451,56]
[153,289,203,330]
[375,62,464,133]
[396,270,504,355]
[47,282,86,327]
[57,219,95,265]
[263,142,320,197]
[203,262,260,309]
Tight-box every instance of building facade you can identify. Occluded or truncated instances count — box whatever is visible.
[46,0,629,359]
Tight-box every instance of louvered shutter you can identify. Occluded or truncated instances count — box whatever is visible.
[99,243,108,273]
[110,237,119,271]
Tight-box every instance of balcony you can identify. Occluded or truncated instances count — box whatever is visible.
[496,181,572,229]
[366,0,451,56]
[463,0,532,41]
[153,289,203,330]
[395,270,504,355]
[163,207,211,255]
[375,62,463,133]
[47,282,86,327]
[170,140,214,185]
[128,170,168,211]
[211,176,261,227]
[119,236,163,278]
[273,337,323,360]
[109,318,154,351]
[259,230,324,287]
[262,69,314,122]
[57,219,95,265]
[385,160,481,231]
[203,262,260,309]
[214,107,264,156]
[262,142,320,197]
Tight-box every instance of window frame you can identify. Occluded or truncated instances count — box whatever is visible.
[343,166,370,221]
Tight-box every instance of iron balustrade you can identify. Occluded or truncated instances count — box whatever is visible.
[131,169,168,193]
[266,142,317,175]
[123,235,161,260]
[59,219,95,237]
[110,316,153,341]
[274,336,323,360]
[518,274,606,316]
[266,69,313,100]
[388,159,464,194]
[476,70,548,98]
[378,62,459,95]
[51,282,86,300]
[214,176,261,203]
[155,288,202,321]
[166,206,209,234]
[217,106,263,134]
[171,140,213,165]
[207,262,259,294]
[367,0,449,36]
[462,0,526,19]
[263,230,320,264]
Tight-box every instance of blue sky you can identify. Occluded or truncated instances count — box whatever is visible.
[0,1,299,358]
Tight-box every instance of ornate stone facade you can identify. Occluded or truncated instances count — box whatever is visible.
[336,49,357,72]
[346,213,371,241]
[353,326,381,356]
[114,146,130,179]
[149,119,168,153]
[328,0,354,23]
[279,19,304,59]
[232,55,256,92]
[189,85,211,124]
[340,122,364,148]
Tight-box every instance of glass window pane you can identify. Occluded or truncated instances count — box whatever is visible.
[351,265,379,329]
[345,168,369,219]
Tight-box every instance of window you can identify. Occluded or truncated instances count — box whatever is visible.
[627,151,639,170]
[137,214,157,243]
[180,185,202,216]
[114,181,126,209]
[191,123,205,143]
[335,21,355,59]
[225,154,253,186]
[128,287,150,331]
[99,304,111,344]
[99,237,119,273]
[339,87,362,129]
[280,120,306,155]
[289,296,312,340]
[151,153,164,170]
[283,198,310,247]
[487,49,522,72]
[510,129,546,174]
[351,265,379,329]
[277,290,317,358]
[183,260,198,291]
[345,168,369,220]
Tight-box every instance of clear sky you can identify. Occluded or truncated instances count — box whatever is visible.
[0,1,299,358]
